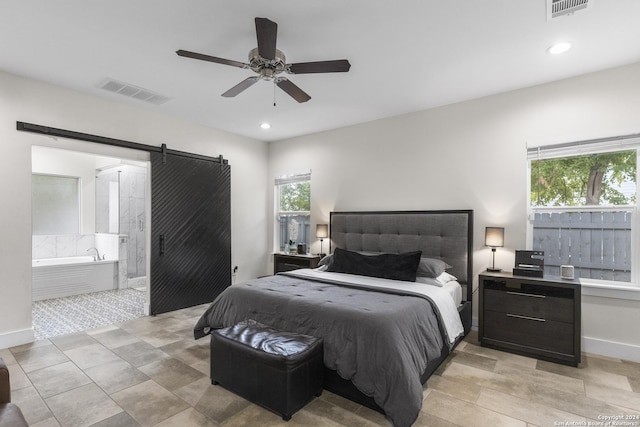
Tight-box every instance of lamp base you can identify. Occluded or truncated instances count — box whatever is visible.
[486,267,502,272]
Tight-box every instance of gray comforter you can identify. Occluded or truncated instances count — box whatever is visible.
[194,271,452,427]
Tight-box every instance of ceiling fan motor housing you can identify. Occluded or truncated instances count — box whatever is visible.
[248,47,287,80]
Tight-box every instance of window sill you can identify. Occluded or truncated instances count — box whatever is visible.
[580,281,640,301]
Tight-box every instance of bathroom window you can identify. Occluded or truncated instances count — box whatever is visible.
[32,174,80,234]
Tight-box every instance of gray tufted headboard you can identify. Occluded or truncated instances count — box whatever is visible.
[330,210,473,302]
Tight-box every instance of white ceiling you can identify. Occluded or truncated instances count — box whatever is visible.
[2,1,640,142]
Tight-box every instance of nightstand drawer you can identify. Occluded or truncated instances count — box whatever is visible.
[484,289,574,323]
[484,310,574,355]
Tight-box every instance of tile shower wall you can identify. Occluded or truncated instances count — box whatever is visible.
[96,165,146,279]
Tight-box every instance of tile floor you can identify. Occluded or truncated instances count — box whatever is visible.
[32,289,146,340]
[2,305,640,427]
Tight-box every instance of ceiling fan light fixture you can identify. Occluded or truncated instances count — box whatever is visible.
[177,17,351,103]
[547,42,572,55]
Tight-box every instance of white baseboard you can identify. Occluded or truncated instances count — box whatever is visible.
[583,336,640,363]
[0,328,35,350]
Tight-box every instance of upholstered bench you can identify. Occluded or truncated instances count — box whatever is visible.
[210,320,323,421]
[0,357,28,427]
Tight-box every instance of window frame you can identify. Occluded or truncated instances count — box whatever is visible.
[275,172,311,252]
[526,135,640,294]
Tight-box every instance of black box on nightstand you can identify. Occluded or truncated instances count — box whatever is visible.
[513,250,544,277]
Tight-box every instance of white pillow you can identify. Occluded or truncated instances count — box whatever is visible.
[436,271,458,284]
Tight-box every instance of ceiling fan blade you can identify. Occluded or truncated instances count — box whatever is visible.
[255,17,278,60]
[288,60,351,74]
[176,49,248,69]
[276,78,311,103]
[221,77,260,97]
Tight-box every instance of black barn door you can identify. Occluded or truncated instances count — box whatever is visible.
[150,150,231,315]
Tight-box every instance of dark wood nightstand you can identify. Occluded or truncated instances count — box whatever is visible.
[479,270,581,366]
[273,253,321,275]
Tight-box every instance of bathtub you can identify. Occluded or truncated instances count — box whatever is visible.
[32,256,118,301]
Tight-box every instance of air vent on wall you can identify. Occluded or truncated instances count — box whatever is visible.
[97,78,171,105]
[547,0,592,20]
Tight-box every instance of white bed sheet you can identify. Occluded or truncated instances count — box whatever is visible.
[443,280,462,306]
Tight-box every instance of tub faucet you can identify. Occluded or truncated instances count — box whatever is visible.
[87,247,102,261]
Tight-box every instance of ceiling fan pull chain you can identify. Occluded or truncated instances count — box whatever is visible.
[273,81,277,107]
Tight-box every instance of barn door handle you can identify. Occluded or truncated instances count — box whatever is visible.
[159,234,165,256]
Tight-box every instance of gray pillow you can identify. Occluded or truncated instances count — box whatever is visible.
[416,257,451,278]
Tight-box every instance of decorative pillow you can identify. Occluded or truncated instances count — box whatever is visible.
[327,248,422,282]
[416,257,451,278]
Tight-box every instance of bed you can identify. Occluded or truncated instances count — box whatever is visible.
[194,210,473,427]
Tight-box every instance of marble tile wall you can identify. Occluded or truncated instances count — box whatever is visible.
[32,234,96,259]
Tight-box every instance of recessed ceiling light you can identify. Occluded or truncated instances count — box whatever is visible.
[260,122,271,129]
[547,42,572,55]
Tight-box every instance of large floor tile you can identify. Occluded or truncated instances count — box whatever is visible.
[49,332,97,351]
[476,387,587,426]
[45,383,122,427]
[84,359,149,395]
[423,390,526,427]
[12,344,69,373]
[27,361,92,398]
[90,328,142,349]
[111,380,190,427]
[110,340,169,367]
[64,343,122,370]
[138,357,205,391]
[154,408,218,427]
[11,385,55,426]
[193,382,252,424]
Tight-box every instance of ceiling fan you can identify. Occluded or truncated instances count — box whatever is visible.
[176,17,351,103]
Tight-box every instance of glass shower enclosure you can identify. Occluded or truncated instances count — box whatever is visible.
[95,164,147,285]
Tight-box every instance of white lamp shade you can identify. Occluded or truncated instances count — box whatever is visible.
[485,227,504,247]
[316,224,329,239]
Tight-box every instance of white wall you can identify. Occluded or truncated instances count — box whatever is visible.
[32,146,116,235]
[0,70,269,349]
[268,62,640,362]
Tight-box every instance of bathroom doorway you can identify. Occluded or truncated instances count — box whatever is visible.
[31,146,150,340]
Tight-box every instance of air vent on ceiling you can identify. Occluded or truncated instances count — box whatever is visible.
[97,78,171,105]
[547,0,592,20]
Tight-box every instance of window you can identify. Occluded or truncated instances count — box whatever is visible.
[527,136,638,287]
[276,173,311,252]
[32,174,80,235]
